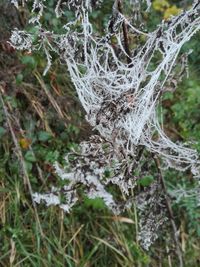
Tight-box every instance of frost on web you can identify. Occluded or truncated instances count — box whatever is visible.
[33,135,137,214]
[33,134,168,250]
[9,30,33,51]
[9,0,27,8]
[9,0,200,250]
[54,0,200,177]
[136,181,167,250]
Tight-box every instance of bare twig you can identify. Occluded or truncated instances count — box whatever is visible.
[34,70,70,122]
[117,0,132,65]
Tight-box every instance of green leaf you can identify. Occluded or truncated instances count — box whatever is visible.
[38,131,52,142]
[0,127,6,138]
[45,150,59,162]
[162,91,173,100]
[84,197,106,210]
[21,55,37,68]
[104,169,111,178]
[25,161,33,172]
[137,175,154,187]
[16,73,23,85]
[25,151,36,162]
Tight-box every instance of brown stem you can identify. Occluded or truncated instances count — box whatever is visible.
[154,156,183,267]
[117,0,132,65]
[0,87,44,238]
